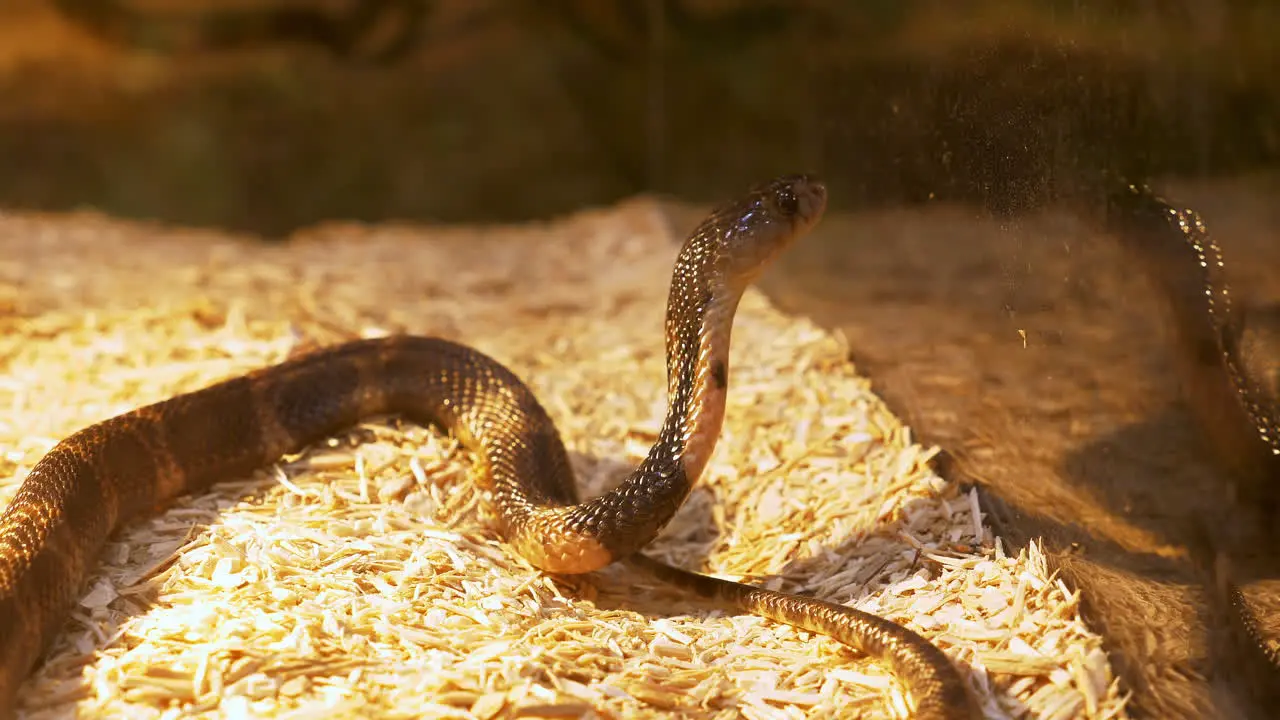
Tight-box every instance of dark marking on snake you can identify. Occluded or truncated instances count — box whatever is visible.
[709,360,728,389]
[0,176,977,718]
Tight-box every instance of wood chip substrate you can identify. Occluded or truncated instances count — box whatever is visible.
[0,198,1128,719]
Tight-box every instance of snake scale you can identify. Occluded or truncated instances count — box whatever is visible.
[0,175,977,718]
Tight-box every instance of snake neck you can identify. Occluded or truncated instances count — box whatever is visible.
[663,249,739,487]
[547,239,743,565]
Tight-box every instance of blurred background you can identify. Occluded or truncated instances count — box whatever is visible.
[3,0,1274,232]
[1,1,1277,718]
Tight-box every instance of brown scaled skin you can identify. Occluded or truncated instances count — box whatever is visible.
[0,175,976,718]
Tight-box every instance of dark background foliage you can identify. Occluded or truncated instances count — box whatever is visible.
[3,2,1278,718]
[1,0,1274,234]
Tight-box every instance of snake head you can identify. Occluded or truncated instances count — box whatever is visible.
[690,174,828,288]
[757,173,828,233]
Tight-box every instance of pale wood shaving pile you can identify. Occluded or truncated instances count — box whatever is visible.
[0,199,1128,719]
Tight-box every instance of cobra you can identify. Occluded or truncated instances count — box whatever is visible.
[0,175,976,718]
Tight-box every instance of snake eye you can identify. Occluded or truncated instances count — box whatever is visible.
[766,174,825,224]
[775,186,800,217]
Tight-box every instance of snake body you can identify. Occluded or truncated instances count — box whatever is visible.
[0,175,975,718]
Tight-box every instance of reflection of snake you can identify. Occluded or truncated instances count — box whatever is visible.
[1107,184,1280,491]
[1106,182,1280,689]
[0,176,976,718]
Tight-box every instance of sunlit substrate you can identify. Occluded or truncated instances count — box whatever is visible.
[0,201,1126,719]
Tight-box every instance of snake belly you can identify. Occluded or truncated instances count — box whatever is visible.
[0,175,976,718]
